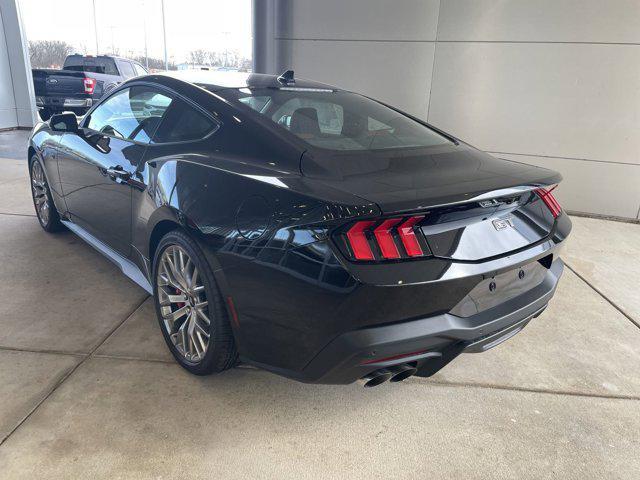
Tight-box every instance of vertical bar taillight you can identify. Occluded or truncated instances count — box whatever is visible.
[346,220,376,260]
[373,218,403,259]
[344,216,428,262]
[535,187,562,218]
[397,216,425,257]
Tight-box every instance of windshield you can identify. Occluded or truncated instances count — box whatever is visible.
[220,87,451,151]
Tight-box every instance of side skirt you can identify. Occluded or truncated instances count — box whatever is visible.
[61,220,153,295]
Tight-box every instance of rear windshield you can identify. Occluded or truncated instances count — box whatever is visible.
[220,87,451,151]
[63,56,119,75]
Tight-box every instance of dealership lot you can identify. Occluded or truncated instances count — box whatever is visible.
[0,130,639,479]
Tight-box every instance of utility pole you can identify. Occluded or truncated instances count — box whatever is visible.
[92,0,99,55]
[109,26,116,54]
[161,0,168,70]
[142,0,149,69]
[222,31,230,67]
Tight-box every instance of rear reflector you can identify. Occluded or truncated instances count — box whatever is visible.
[398,216,425,257]
[346,220,376,260]
[226,296,240,327]
[361,349,430,365]
[535,187,562,218]
[343,215,428,262]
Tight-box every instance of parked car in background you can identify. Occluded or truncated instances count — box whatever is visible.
[26,70,571,387]
[32,54,148,120]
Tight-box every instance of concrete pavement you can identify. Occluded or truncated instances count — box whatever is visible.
[0,129,639,479]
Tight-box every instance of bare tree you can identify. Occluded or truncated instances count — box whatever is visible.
[131,56,176,71]
[189,49,209,65]
[187,49,250,69]
[29,40,75,69]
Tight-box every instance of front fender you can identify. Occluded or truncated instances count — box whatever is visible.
[28,125,68,213]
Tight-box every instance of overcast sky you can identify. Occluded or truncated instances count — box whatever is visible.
[19,0,252,63]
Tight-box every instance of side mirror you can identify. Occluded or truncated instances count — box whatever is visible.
[50,113,79,133]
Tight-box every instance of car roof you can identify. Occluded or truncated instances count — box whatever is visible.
[67,54,139,63]
[156,70,338,92]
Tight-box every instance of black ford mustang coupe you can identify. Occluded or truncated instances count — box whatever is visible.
[28,70,571,387]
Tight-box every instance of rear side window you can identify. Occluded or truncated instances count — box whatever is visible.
[152,99,218,143]
[118,61,136,79]
[86,86,173,143]
[63,56,118,75]
[133,63,148,76]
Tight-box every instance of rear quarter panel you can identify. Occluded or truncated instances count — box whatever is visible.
[135,134,377,370]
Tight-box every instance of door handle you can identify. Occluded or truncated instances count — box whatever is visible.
[105,166,130,180]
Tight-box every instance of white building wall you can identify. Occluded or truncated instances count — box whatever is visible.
[262,0,640,220]
[271,0,440,119]
[430,0,640,220]
[0,0,37,130]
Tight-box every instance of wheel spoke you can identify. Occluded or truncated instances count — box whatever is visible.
[189,267,199,289]
[164,305,189,323]
[163,258,186,291]
[195,308,210,325]
[189,315,202,359]
[166,253,189,291]
[178,319,189,356]
[193,320,209,338]
[158,268,180,291]
[195,330,207,356]
[158,284,188,304]
[166,293,188,304]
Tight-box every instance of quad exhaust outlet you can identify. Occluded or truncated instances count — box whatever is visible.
[388,364,418,383]
[358,364,418,388]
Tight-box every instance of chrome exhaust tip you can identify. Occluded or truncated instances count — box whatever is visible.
[388,364,418,383]
[358,369,393,388]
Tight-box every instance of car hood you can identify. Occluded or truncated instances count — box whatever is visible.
[300,143,561,214]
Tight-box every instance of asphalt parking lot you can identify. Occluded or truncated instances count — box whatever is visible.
[0,129,639,479]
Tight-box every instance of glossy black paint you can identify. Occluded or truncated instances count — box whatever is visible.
[28,71,571,384]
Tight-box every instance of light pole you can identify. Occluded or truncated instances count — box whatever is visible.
[109,25,116,54]
[222,31,230,67]
[161,0,168,70]
[142,0,149,69]
[92,0,99,55]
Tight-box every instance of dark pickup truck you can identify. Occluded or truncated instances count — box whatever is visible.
[32,54,148,120]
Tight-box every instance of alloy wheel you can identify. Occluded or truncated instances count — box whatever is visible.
[31,160,50,226]
[157,245,211,362]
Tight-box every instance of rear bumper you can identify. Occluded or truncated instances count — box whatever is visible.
[274,258,564,384]
[36,96,93,111]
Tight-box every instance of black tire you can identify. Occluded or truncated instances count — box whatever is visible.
[30,156,64,232]
[152,229,237,375]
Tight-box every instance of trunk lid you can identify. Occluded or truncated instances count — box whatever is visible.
[32,69,103,97]
[302,144,562,261]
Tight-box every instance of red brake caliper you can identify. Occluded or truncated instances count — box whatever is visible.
[175,288,186,308]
